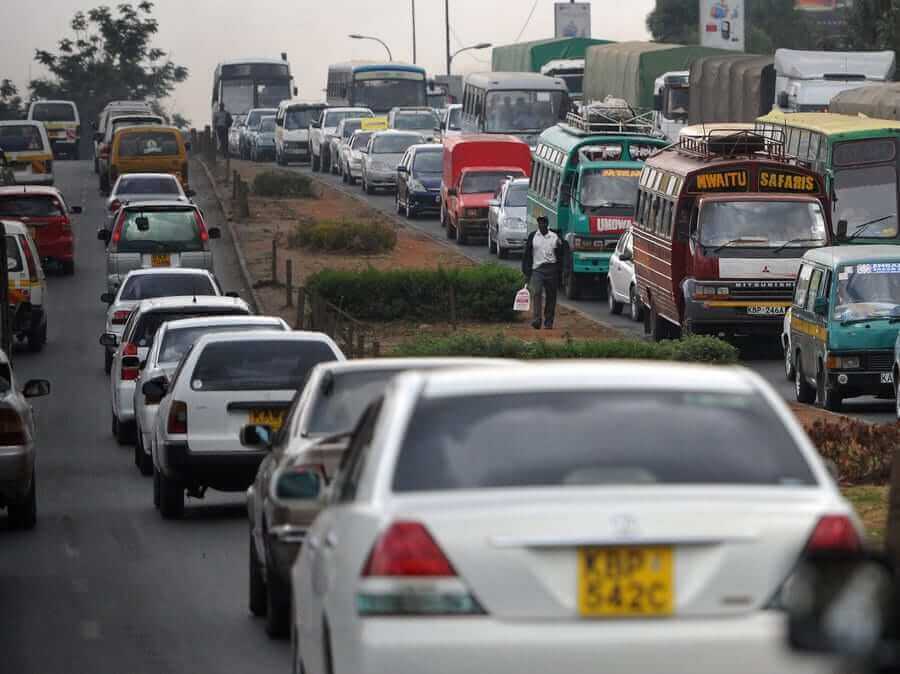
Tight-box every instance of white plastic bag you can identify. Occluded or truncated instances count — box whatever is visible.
[513,285,531,312]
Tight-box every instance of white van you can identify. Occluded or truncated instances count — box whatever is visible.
[27,100,80,160]
[2,219,47,351]
[93,101,153,174]
[274,100,328,165]
[0,121,54,186]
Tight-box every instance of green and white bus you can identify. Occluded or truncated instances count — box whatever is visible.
[756,111,900,244]
[528,105,669,299]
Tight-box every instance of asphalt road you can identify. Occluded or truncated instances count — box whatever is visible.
[0,160,289,673]
[278,157,896,424]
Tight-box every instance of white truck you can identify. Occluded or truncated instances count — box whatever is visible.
[774,49,896,113]
[540,59,586,102]
[653,71,689,141]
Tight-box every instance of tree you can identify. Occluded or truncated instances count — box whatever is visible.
[846,0,896,50]
[0,80,24,121]
[171,112,191,129]
[646,0,698,44]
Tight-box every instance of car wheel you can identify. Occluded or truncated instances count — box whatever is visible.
[563,254,581,300]
[104,349,113,374]
[608,280,623,314]
[405,200,414,219]
[27,321,47,352]
[7,470,36,530]
[153,465,161,509]
[249,534,267,617]
[311,153,320,172]
[321,151,330,173]
[115,416,135,446]
[395,192,403,215]
[135,432,153,477]
[265,569,290,639]
[455,219,468,245]
[498,244,509,259]
[487,229,496,254]
[61,260,75,275]
[158,470,184,519]
[99,174,110,194]
[784,341,796,381]
[629,285,643,322]
[365,178,375,195]
[817,364,842,411]
[795,355,816,404]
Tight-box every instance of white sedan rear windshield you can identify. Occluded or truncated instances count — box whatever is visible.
[120,273,216,301]
[393,391,815,491]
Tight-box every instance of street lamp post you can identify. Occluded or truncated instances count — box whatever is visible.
[411,0,417,64]
[448,42,492,72]
[348,34,393,61]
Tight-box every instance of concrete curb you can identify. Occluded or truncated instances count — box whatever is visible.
[195,158,262,314]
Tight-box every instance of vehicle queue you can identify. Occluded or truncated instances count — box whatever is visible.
[0,50,897,674]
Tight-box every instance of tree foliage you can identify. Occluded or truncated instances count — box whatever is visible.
[846,0,897,51]
[646,0,699,45]
[0,80,24,121]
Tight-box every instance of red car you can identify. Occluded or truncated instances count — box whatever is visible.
[441,135,531,245]
[0,186,81,274]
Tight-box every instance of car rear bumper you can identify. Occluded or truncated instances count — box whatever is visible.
[341,612,831,674]
[33,232,74,262]
[828,370,894,398]
[457,217,488,235]
[115,381,136,422]
[572,251,611,275]
[683,297,788,337]
[160,441,266,491]
[0,445,33,503]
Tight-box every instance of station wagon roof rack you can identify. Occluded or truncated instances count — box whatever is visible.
[677,127,786,161]
[563,98,662,137]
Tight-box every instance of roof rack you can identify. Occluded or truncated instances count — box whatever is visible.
[564,98,662,137]
[677,127,786,161]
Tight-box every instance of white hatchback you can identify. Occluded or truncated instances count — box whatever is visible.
[291,361,860,674]
[607,229,642,322]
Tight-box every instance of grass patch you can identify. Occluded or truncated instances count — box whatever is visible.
[842,485,888,545]
[253,170,316,198]
[289,219,397,254]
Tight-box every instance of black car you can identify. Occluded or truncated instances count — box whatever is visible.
[395,143,443,219]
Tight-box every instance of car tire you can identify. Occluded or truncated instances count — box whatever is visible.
[395,192,403,215]
[93,157,99,174]
[311,153,320,172]
[498,244,509,259]
[405,200,415,219]
[265,570,290,639]
[99,174,110,194]
[795,355,817,404]
[249,535,267,617]
[563,254,581,300]
[153,465,161,509]
[158,470,184,519]
[115,415,135,445]
[365,179,375,195]
[104,349,113,374]
[817,364,842,412]
[27,321,47,353]
[784,341,796,381]
[7,470,36,530]
[607,280,623,314]
[61,260,75,275]
[487,229,496,254]
[629,285,643,322]
[135,432,153,477]
[321,151,330,174]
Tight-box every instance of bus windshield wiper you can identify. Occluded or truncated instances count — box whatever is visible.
[773,238,826,254]
[712,237,768,253]
[848,214,896,240]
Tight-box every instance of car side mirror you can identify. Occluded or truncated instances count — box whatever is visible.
[293,86,299,96]
[836,219,848,240]
[814,297,829,316]
[97,229,111,242]
[99,333,118,348]
[619,249,633,262]
[488,199,499,208]
[448,187,458,197]
[22,379,50,398]
[141,377,168,402]
[70,205,83,215]
[274,466,323,501]
[185,189,196,197]
[208,227,221,240]
[100,292,115,304]
[240,424,273,450]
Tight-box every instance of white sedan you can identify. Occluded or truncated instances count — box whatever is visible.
[291,361,860,674]
[103,173,192,233]
[607,229,642,322]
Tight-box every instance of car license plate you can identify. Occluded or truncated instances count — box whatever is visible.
[578,546,673,617]
[249,408,286,431]
[882,372,894,384]
[747,305,786,316]
[151,254,170,267]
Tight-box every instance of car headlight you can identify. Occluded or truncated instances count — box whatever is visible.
[827,355,861,370]
[408,178,425,192]
[465,208,482,218]
[692,284,730,299]
[502,216,526,229]
[371,161,389,171]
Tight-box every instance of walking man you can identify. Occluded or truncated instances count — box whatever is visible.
[522,215,564,330]
[213,103,232,158]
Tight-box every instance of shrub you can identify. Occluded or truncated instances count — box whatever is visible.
[252,170,316,198]
[391,332,740,364]
[289,220,397,254]
[305,265,522,322]
[805,418,900,485]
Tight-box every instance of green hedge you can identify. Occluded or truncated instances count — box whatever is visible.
[253,170,316,197]
[391,332,740,364]
[289,219,397,254]
[306,266,522,322]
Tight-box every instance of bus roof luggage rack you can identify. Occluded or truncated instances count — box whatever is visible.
[565,97,661,137]
[678,127,785,161]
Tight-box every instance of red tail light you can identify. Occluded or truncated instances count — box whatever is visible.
[167,401,188,434]
[19,236,38,280]
[122,342,138,357]
[362,521,456,577]
[60,215,72,234]
[109,199,121,213]
[0,407,27,445]
[110,212,124,248]
[195,212,209,242]
[111,310,131,325]
[99,143,110,159]
[805,515,861,552]
[120,342,140,381]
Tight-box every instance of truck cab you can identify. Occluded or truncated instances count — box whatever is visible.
[653,71,689,141]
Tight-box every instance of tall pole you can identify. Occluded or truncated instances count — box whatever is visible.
[411,0,417,64]
[445,0,451,75]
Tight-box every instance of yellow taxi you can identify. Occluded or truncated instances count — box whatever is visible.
[109,126,188,192]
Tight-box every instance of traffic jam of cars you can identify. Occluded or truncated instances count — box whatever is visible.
[4,22,900,674]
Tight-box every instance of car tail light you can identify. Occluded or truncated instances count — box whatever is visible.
[805,515,861,552]
[195,212,209,242]
[357,521,484,616]
[111,310,131,325]
[167,401,187,434]
[120,342,140,381]
[110,213,124,249]
[109,199,121,213]
[100,143,110,159]
[60,215,72,234]
[0,407,27,445]
[19,236,38,280]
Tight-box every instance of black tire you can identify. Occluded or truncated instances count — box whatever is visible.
[250,535,267,617]
[99,173,110,194]
[795,355,816,404]
[563,254,581,300]
[784,341,796,381]
[158,470,184,519]
[607,280,623,315]
[115,415,135,446]
[395,193,403,215]
[265,569,291,638]
[817,364,843,411]
[27,321,46,353]
[364,178,375,195]
[629,285,643,322]
[135,432,153,476]
[487,229,496,254]
[312,153,321,172]
[61,260,75,275]
[153,466,161,509]
[104,349,113,375]
[498,244,509,259]
[321,150,330,174]
[8,471,36,530]
[455,219,468,245]
[93,157,99,174]
[650,304,669,342]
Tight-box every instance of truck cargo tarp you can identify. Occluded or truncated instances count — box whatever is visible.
[491,38,614,73]
[774,49,895,80]
[583,42,730,109]
[689,54,775,124]
[830,83,900,120]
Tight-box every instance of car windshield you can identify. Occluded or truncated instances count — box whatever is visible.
[116,177,180,196]
[834,165,899,239]
[159,323,280,364]
[190,340,338,391]
[412,151,442,173]
[119,274,217,301]
[393,391,816,491]
[306,368,407,436]
[0,125,44,152]
[373,134,421,154]
[462,171,519,194]
[351,132,372,150]
[111,118,161,137]
[285,108,322,130]
[5,236,22,272]
[245,110,277,128]
[259,118,276,133]
[394,112,437,131]
[132,309,249,347]
[506,184,528,208]
[117,209,203,253]
[0,196,64,217]
[699,200,827,248]
[353,79,426,112]
[484,90,565,133]
[667,87,689,117]
[833,263,900,322]
[580,169,641,208]
[222,81,255,116]
[117,131,180,157]
[31,103,76,122]
[446,107,462,130]
[559,74,583,96]
[325,110,371,128]
[340,120,363,138]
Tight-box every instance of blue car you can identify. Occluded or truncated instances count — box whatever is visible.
[395,143,443,218]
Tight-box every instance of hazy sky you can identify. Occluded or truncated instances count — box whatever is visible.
[5,0,653,124]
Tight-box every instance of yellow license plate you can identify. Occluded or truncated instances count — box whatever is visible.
[578,546,674,617]
[151,254,170,267]
[249,408,285,431]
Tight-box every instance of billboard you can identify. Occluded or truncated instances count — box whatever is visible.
[554,2,591,39]
[699,0,745,52]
